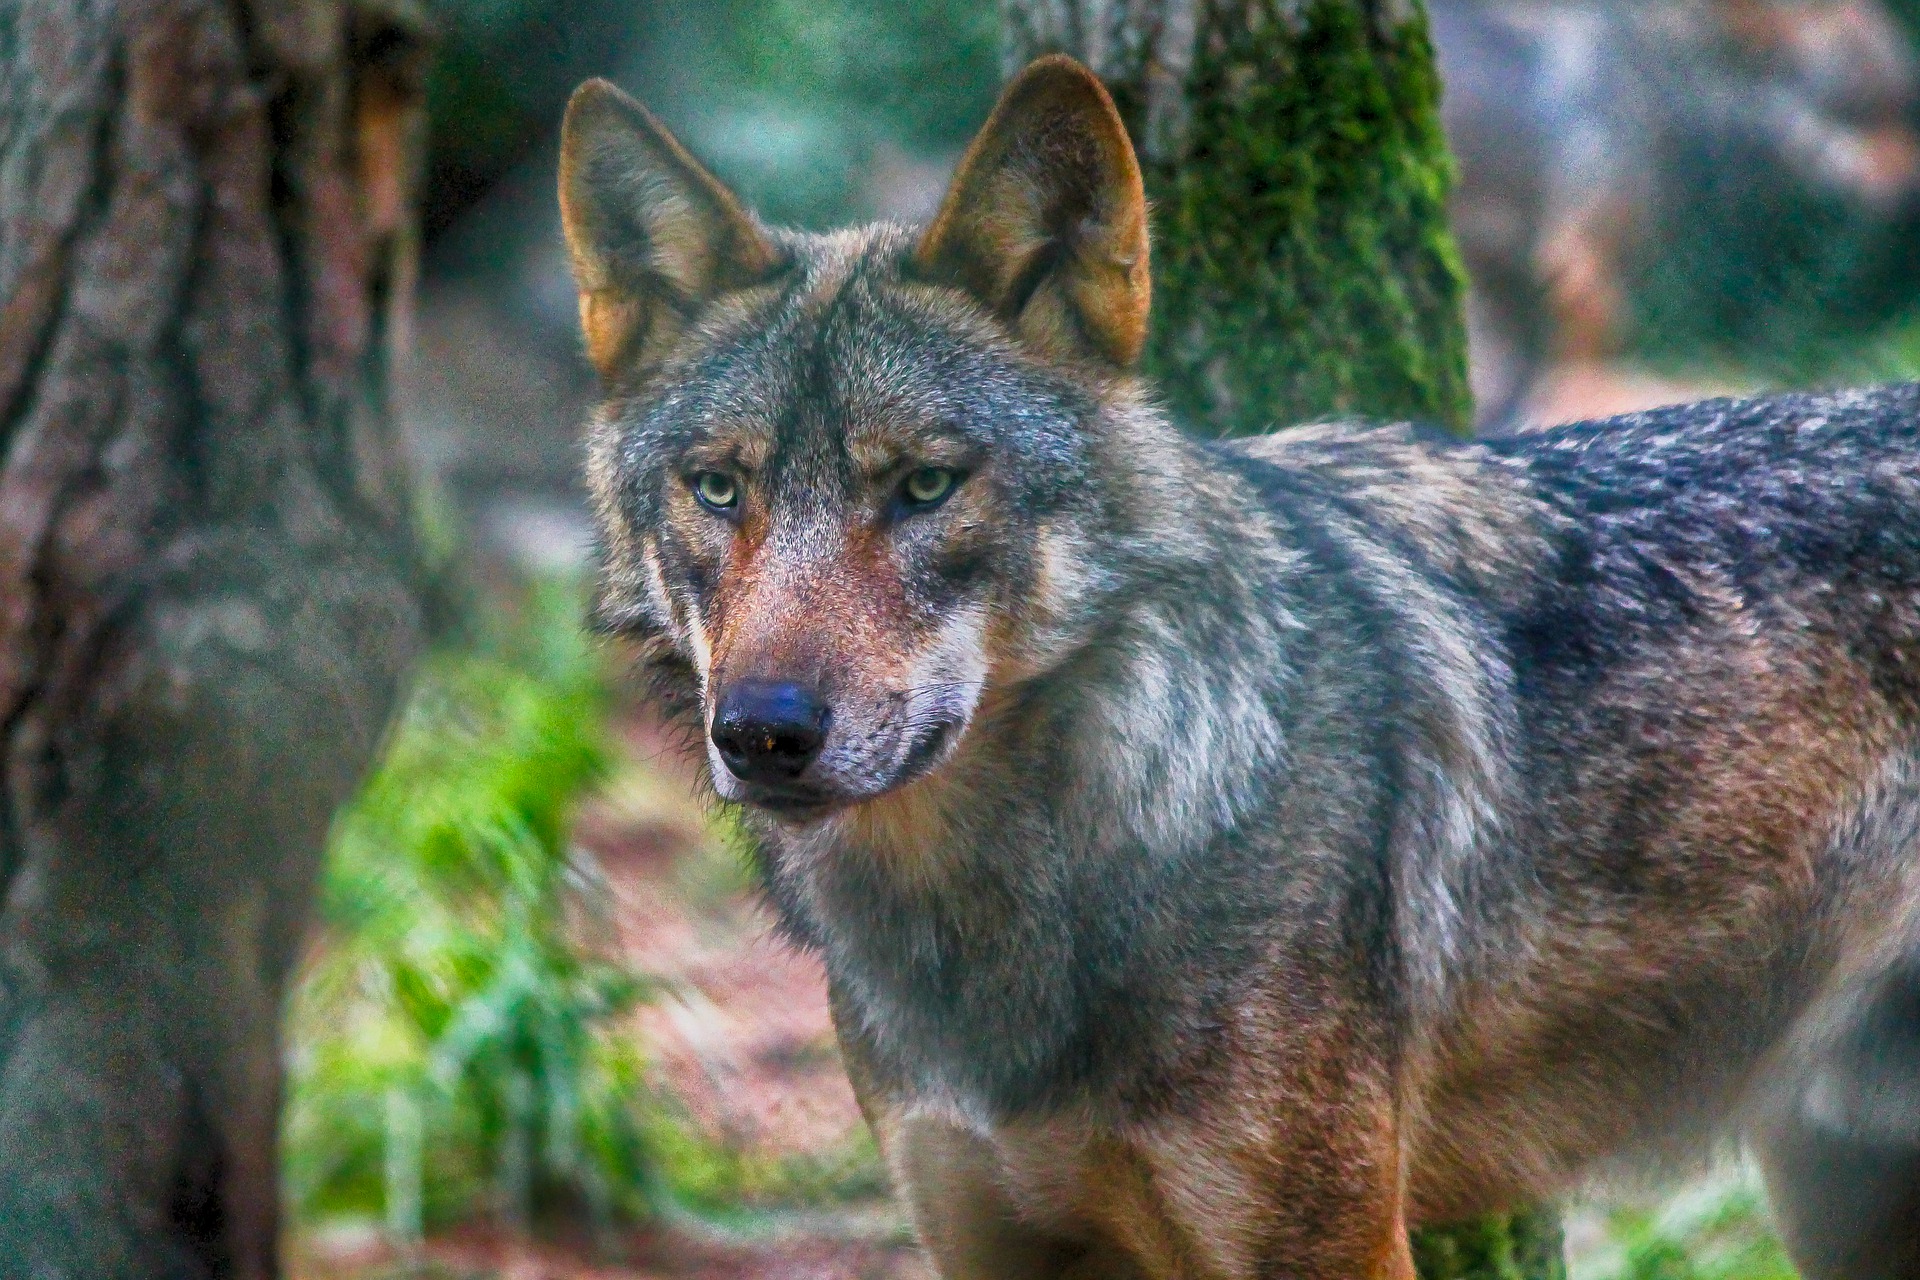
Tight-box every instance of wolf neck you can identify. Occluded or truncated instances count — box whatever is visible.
[766,464,1304,1114]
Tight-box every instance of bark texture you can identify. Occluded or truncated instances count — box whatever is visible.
[0,0,428,1274]
[1001,1,1560,1275]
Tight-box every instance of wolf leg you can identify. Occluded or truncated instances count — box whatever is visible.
[885,1113,1108,1279]
[886,1108,1415,1280]
[1139,1131,1417,1280]
[1753,962,1920,1280]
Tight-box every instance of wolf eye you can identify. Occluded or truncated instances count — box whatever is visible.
[691,472,738,512]
[901,466,957,509]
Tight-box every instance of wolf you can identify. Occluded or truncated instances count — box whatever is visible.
[558,55,1920,1279]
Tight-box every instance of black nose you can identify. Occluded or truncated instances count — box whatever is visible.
[710,681,830,783]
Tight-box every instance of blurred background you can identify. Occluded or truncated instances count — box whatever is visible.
[288,2,1920,1276]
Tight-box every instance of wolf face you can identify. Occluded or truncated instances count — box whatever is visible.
[560,60,1156,820]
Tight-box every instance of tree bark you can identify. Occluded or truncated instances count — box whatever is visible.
[1001,2,1562,1276]
[0,0,428,1274]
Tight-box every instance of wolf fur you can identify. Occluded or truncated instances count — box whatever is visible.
[561,56,1920,1280]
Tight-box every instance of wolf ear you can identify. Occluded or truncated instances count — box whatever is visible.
[559,79,777,379]
[915,56,1150,366]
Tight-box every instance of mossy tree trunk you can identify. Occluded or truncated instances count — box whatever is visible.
[1002,2,1562,1276]
[0,0,428,1274]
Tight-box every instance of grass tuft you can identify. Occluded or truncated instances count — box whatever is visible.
[284,579,655,1241]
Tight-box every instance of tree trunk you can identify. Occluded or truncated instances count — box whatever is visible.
[1002,2,1562,1276]
[0,0,427,1274]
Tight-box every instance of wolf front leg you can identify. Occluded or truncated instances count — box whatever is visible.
[1125,1072,1419,1280]
[878,1092,1417,1280]
[884,1112,1099,1279]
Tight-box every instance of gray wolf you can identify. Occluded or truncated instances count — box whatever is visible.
[559,54,1920,1279]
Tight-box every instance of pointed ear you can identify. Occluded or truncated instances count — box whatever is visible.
[914,56,1150,366]
[559,79,777,379]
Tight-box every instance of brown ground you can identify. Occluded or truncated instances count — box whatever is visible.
[292,1224,919,1280]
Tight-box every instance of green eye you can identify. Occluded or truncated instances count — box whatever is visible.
[692,472,738,511]
[902,466,957,508]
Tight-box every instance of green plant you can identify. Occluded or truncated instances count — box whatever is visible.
[284,579,654,1239]
[1572,1169,1797,1280]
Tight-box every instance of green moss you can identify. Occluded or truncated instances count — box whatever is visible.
[654,0,1001,228]
[1136,0,1472,436]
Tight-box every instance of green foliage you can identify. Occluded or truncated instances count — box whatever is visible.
[1630,148,1920,382]
[421,0,640,234]
[650,0,1000,227]
[1141,0,1473,437]
[644,1104,887,1224]
[1414,1209,1568,1280]
[284,580,654,1238]
[1573,1171,1797,1280]
[1604,0,1920,380]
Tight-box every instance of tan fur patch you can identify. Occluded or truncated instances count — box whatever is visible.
[916,56,1150,367]
[865,1034,1418,1280]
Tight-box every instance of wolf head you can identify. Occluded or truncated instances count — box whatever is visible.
[561,57,1177,822]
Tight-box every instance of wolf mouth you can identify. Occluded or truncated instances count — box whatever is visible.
[742,786,837,822]
[734,716,967,821]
